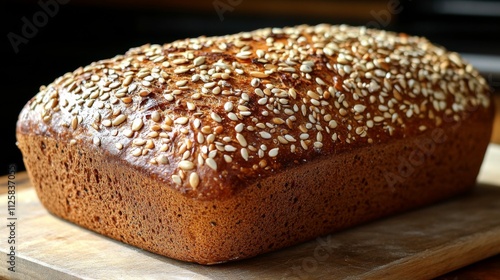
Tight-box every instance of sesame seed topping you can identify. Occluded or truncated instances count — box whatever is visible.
[189,172,200,189]
[268,148,279,157]
[93,137,101,146]
[224,102,233,112]
[178,160,195,170]
[26,24,491,198]
[172,175,182,185]
[157,155,169,164]
[131,148,142,157]
[250,71,269,78]
[211,112,222,123]
[353,104,366,113]
[122,129,134,138]
[205,158,217,170]
[193,56,206,66]
[259,131,272,139]
[224,145,237,152]
[235,123,245,132]
[300,64,312,73]
[236,133,247,147]
[132,118,144,131]
[112,114,127,126]
[174,117,189,125]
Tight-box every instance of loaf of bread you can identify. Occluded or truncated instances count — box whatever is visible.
[17,24,494,264]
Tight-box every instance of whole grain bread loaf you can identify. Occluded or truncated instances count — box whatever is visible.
[16,24,494,264]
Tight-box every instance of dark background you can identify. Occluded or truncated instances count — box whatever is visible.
[2,0,500,175]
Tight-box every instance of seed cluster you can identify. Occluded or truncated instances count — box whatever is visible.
[25,24,491,198]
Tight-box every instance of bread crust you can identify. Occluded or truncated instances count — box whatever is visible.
[16,24,494,264]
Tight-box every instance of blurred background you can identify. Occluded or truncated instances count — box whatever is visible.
[2,0,500,175]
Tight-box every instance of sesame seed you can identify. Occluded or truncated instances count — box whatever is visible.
[258,97,268,105]
[122,76,133,86]
[176,80,188,87]
[201,126,212,134]
[228,113,238,121]
[206,134,216,143]
[314,142,323,148]
[268,148,279,157]
[272,117,285,125]
[279,67,296,73]
[179,160,195,170]
[251,78,260,87]
[71,116,78,130]
[172,175,182,185]
[284,135,297,142]
[193,56,206,66]
[250,71,269,78]
[259,131,272,139]
[224,145,237,152]
[207,149,216,158]
[315,77,326,85]
[235,123,245,132]
[254,88,264,97]
[174,67,190,74]
[112,114,127,126]
[204,82,216,88]
[211,112,222,123]
[224,102,233,112]
[93,137,101,146]
[241,148,249,161]
[236,51,252,59]
[131,148,142,157]
[102,119,111,127]
[277,136,288,144]
[300,64,312,73]
[189,172,200,189]
[236,133,247,147]
[353,104,366,113]
[109,82,120,89]
[133,138,146,146]
[174,117,189,125]
[122,129,134,138]
[132,118,144,131]
[172,58,188,65]
[205,158,217,170]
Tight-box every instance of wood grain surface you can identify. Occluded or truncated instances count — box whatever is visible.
[0,145,499,280]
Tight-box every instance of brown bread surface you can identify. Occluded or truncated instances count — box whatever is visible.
[16,24,494,264]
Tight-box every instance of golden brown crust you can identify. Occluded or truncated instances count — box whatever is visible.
[16,24,494,264]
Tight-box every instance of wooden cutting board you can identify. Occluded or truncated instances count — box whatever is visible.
[1,144,500,280]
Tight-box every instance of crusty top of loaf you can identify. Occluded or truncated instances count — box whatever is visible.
[17,24,492,200]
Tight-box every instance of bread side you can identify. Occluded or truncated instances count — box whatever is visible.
[16,119,491,264]
[16,24,494,264]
